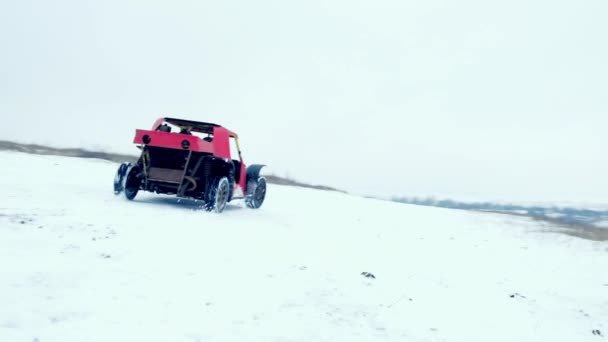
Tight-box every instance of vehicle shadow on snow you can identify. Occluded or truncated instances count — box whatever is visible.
[134,196,242,212]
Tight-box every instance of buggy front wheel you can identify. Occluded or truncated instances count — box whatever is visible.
[245,177,266,209]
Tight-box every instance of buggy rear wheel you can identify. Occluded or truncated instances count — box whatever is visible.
[113,162,131,195]
[124,165,141,200]
[206,177,230,213]
[245,177,266,209]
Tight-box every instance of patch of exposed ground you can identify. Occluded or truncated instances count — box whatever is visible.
[480,210,608,242]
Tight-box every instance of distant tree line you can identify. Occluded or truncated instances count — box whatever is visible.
[390,196,608,226]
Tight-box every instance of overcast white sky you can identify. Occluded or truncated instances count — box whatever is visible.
[1,0,606,201]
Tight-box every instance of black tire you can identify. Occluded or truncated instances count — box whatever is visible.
[245,177,266,209]
[124,165,141,201]
[209,177,230,213]
[113,162,130,195]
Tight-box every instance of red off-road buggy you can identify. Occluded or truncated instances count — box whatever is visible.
[113,117,267,213]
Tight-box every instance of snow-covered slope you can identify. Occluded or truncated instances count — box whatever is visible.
[1,151,606,342]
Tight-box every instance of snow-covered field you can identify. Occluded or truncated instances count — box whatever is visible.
[1,151,607,342]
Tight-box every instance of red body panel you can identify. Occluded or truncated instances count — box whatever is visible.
[211,127,230,159]
[238,161,247,191]
[133,129,214,153]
